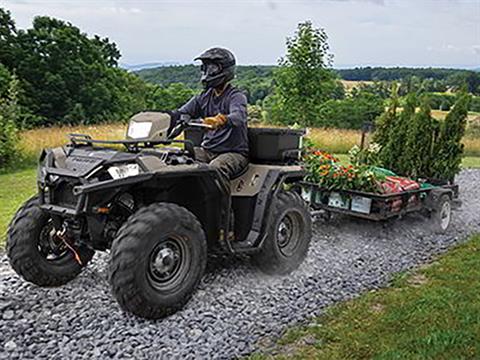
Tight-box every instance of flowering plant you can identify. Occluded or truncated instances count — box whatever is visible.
[303,150,384,193]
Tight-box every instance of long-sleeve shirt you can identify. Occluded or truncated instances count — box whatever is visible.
[178,84,249,156]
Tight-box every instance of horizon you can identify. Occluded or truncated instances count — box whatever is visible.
[3,0,479,69]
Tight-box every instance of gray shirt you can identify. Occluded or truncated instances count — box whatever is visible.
[178,84,249,156]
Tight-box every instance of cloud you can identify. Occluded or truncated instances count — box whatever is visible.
[3,0,479,67]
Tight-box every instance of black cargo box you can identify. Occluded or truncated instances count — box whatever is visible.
[184,126,305,163]
[248,127,305,163]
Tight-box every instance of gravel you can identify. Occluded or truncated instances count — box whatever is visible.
[1,169,479,359]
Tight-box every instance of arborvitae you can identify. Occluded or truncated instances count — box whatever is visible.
[432,92,470,182]
[393,94,417,175]
[403,97,435,178]
[373,83,399,166]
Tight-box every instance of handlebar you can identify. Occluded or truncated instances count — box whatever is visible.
[167,118,213,141]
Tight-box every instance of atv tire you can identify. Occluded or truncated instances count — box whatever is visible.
[253,191,312,275]
[7,196,94,287]
[108,202,207,319]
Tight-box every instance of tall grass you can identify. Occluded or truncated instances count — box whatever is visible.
[12,121,480,167]
[19,123,127,162]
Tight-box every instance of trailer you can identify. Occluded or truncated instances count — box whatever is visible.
[300,181,460,233]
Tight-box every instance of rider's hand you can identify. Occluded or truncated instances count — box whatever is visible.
[203,114,227,129]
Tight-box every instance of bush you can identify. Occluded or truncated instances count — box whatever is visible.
[0,75,19,168]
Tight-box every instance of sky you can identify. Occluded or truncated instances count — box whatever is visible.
[2,0,480,68]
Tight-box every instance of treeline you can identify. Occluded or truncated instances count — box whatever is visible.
[338,67,480,95]
[137,65,275,104]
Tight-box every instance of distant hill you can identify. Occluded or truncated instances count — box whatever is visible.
[136,65,478,85]
[135,64,275,89]
[121,61,182,72]
[135,65,480,98]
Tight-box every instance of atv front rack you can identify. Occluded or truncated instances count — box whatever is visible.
[68,133,194,153]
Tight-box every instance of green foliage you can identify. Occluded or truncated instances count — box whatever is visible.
[137,64,275,104]
[145,82,195,111]
[338,66,480,95]
[246,104,263,123]
[0,74,19,167]
[314,92,384,129]
[268,21,340,126]
[432,93,470,181]
[304,150,383,193]
[0,8,147,127]
[348,143,382,167]
[374,90,469,181]
[373,84,400,169]
[389,94,417,175]
[403,98,438,178]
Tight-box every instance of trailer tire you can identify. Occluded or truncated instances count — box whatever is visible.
[253,191,312,275]
[108,203,207,319]
[7,196,94,287]
[431,194,452,234]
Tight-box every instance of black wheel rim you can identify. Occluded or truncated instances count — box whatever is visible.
[147,235,190,292]
[277,211,303,257]
[37,220,70,261]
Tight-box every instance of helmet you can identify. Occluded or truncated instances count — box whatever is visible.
[195,47,236,89]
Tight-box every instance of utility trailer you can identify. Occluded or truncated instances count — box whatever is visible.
[300,181,460,233]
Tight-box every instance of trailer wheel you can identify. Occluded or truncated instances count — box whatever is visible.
[108,203,207,319]
[431,194,452,234]
[253,191,312,275]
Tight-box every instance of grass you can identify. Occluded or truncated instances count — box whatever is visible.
[0,168,37,241]
[252,234,480,359]
[18,122,127,163]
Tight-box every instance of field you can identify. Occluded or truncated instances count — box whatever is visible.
[15,119,480,163]
[252,234,480,359]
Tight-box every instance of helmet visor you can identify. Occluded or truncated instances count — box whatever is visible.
[200,62,222,79]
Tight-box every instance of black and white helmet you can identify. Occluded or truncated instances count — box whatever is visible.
[195,47,236,89]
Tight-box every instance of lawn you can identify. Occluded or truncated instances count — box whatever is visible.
[252,234,480,359]
[0,168,37,242]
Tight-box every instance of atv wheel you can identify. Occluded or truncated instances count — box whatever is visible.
[108,203,207,319]
[432,194,452,234]
[7,196,94,286]
[253,191,312,275]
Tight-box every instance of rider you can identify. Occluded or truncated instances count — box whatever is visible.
[175,47,249,191]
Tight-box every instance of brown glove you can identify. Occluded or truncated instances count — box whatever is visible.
[203,113,227,129]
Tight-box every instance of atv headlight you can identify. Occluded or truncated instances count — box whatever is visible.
[127,121,152,139]
[108,164,141,180]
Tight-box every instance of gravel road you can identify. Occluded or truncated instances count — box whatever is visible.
[1,170,479,359]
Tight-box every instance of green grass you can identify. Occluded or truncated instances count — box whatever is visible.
[252,234,480,359]
[0,156,479,247]
[0,168,37,243]
[462,156,480,168]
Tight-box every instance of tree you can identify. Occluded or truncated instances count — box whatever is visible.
[432,92,470,181]
[0,10,146,127]
[0,74,19,167]
[269,21,340,126]
[373,84,400,167]
[403,97,437,177]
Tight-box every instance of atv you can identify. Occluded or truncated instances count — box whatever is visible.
[7,112,312,319]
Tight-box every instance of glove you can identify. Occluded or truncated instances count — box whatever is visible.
[203,113,227,129]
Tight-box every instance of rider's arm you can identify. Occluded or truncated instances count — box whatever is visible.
[225,92,247,127]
